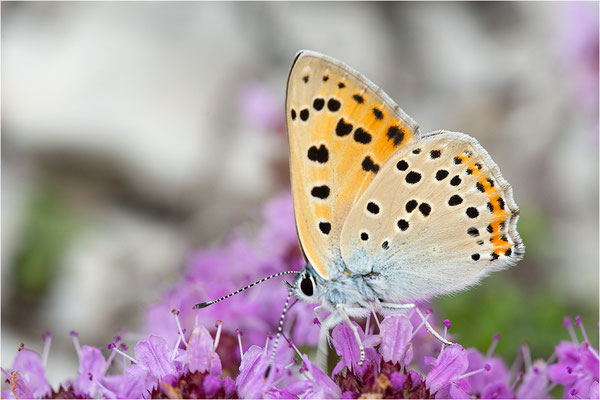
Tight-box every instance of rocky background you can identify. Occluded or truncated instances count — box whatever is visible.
[2,2,598,386]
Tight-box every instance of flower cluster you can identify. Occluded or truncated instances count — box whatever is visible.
[3,308,598,399]
[2,195,599,398]
[325,312,598,399]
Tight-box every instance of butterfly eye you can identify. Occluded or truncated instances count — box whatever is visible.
[300,276,314,297]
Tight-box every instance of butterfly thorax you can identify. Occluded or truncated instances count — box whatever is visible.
[293,262,390,311]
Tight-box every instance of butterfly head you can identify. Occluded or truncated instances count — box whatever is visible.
[291,263,323,304]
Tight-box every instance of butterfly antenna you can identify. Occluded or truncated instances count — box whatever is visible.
[264,289,294,380]
[193,270,301,309]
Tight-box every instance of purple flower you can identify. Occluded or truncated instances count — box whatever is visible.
[287,354,341,399]
[330,321,381,379]
[590,380,599,399]
[389,371,407,390]
[516,360,549,399]
[447,378,471,399]
[134,335,177,380]
[481,381,513,399]
[1,348,51,399]
[73,346,109,397]
[202,374,221,398]
[177,325,222,375]
[547,317,599,399]
[379,314,413,366]
[425,344,469,395]
[580,342,600,381]
[465,347,510,396]
[235,339,293,399]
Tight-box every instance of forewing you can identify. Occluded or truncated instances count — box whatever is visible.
[286,51,420,279]
[340,131,524,301]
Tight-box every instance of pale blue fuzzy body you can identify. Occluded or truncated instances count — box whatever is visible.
[292,261,390,313]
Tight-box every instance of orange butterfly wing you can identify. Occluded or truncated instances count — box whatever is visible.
[286,51,420,279]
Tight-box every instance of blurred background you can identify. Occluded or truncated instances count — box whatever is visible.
[2,2,598,386]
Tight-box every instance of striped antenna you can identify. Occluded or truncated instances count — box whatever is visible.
[193,270,301,309]
[264,290,294,380]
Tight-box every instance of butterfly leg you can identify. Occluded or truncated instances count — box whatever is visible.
[313,304,328,328]
[314,304,334,349]
[316,311,344,371]
[380,303,453,345]
[336,303,368,366]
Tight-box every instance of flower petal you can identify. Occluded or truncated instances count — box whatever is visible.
[299,354,341,399]
[379,315,413,365]
[548,363,577,386]
[580,342,600,381]
[10,349,51,398]
[516,360,549,399]
[555,341,581,367]
[202,374,222,398]
[426,344,468,394]
[481,381,513,399]
[181,326,222,375]
[134,335,176,380]
[74,346,107,396]
[448,379,471,399]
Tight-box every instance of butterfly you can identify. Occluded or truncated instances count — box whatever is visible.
[195,50,524,373]
[284,50,524,367]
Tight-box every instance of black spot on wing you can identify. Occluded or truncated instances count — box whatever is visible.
[386,125,405,147]
[313,98,325,111]
[366,202,380,215]
[372,107,384,120]
[327,98,341,112]
[448,195,463,206]
[405,199,418,213]
[291,109,296,120]
[300,109,309,121]
[430,150,441,159]
[302,75,309,83]
[436,169,449,181]
[467,227,479,237]
[319,222,331,235]
[307,145,329,163]
[419,203,431,217]
[354,128,372,144]
[498,197,505,210]
[335,118,353,137]
[353,94,364,104]
[397,219,409,231]
[405,171,422,184]
[311,185,330,199]
[396,160,409,171]
[466,207,479,218]
[362,156,380,173]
